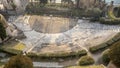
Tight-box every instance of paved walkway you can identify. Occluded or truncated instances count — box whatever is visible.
[33,62,63,68]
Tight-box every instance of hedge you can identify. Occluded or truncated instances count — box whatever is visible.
[78,55,94,66]
[89,32,120,53]
[27,50,87,58]
[89,43,108,53]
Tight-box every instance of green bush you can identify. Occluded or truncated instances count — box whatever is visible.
[78,55,94,66]
[4,55,33,68]
[28,50,87,58]
[109,40,120,67]
[102,49,110,64]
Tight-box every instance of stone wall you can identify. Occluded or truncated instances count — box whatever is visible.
[78,0,95,9]
[1,0,13,10]
[78,0,105,9]
[13,0,29,14]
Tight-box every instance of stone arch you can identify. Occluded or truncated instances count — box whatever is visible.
[107,6,120,20]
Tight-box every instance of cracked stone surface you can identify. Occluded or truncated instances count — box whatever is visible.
[8,15,120,53]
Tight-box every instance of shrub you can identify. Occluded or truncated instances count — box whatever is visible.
[78,55,94,66]
[4,55,33,68]
[109,40,120,67]
[28,50,87,59]
[102,49,110,64]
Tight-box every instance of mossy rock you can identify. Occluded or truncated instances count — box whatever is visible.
[78,55,94,66]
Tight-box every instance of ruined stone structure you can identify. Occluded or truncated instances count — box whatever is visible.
[1,0,29,14]
[0,14,25,43]
[78,0,105,9]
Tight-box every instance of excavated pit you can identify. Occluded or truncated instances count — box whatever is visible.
[29,15,77,33]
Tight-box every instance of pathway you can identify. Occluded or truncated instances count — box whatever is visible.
[33,62,63,68]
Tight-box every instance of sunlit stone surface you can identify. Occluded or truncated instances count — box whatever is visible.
[9,15,120,53]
